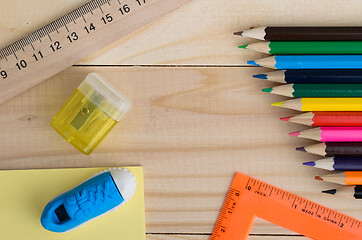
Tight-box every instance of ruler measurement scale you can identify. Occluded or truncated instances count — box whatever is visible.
[0,0,191,104]
[1,0,112,61]
[211,172,362,240]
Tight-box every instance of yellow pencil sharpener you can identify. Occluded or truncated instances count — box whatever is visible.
[51,73,132,155]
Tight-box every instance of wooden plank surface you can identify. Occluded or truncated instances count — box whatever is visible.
[0,67,360,238]
[1,0,362,239]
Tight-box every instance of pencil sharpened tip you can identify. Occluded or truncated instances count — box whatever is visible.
[280,116,292,122]
[322,189,337,195]
[315,176,323,181]
[296,147,306,152]
[271,101,284,107]
[247,60,260,66]
[262,87,272,93]
[234,31,243,36]
[289,131,301,137]
[253,74,267,79]
[239,45,248,49]
[303,161,316,167]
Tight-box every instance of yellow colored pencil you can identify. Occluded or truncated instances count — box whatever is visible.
[271,98,362,111]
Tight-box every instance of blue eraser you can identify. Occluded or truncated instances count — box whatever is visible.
[41,168,136,233]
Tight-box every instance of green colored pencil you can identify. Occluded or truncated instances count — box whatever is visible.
[262,84,362,97]
[240,41,362,55]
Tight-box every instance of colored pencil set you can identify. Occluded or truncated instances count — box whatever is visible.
[236,26,362,199]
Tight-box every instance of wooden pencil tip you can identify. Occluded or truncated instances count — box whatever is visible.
[247,60,260,66]
[253,74,267,79]
[315,176,323,181]
[280,116,292,122]
[247,61,260,67]
[322,189,337,195]
[289,131,301,137]
[262,87,272,93]
[234,31,243,36]
[271,101,283,107]
[296,147,306,152]
[303,161,315,167]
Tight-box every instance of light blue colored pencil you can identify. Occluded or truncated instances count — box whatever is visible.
[247,55,362,69]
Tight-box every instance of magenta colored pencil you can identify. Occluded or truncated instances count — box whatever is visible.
[289,127,362,142]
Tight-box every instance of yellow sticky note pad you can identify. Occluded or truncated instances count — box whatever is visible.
[0,166,145,239]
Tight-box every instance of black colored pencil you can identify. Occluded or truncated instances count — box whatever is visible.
[235,26,362,41]
[253,70,362,84]
[322,185,362,199]
[297,142,362,157]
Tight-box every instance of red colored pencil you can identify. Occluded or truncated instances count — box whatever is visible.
[281,112,362,126]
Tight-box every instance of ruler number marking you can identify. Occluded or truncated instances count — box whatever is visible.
[15,60,27,71]
[119,4,131,15]
[136,0,146,6]
[84,23,96,34]
[50,41,62,52]
[67,32,79,43]
[101,13,113,24]
[0,70,7,79]
[33,51,44,61]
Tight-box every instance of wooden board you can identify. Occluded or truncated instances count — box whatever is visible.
[1,0,362,239]
[0,67,361,238]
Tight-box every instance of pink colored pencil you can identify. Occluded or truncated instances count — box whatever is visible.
[289,127,362,142]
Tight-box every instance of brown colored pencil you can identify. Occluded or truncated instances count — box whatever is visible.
[235,27,362,41]
[297,142,362,157]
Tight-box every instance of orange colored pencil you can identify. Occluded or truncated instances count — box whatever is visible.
[315,171,362,185]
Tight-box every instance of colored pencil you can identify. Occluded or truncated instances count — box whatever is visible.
[304,157,362,171]
[271,98,362,111]
[281,112,362,126]
[248,55,362,69]
[253,69,362,84]
[290,127,362,142]
[297,142,362,157]
[263,84,362,97]
[315,171,362,185]
[235,27,362,41]
[322,186,362,199]
[240,41,362,55]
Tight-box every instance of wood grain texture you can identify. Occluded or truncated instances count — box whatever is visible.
[2,0,362,65]
[1,0,361,239]
[0,67,360,236]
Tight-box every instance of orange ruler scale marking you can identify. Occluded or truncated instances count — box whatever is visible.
[211,172,362,240]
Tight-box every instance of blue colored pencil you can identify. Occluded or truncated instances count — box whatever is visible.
[304,156,362,171]
[247,55,362,69]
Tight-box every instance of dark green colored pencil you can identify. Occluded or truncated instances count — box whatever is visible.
[262,84,362,97]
